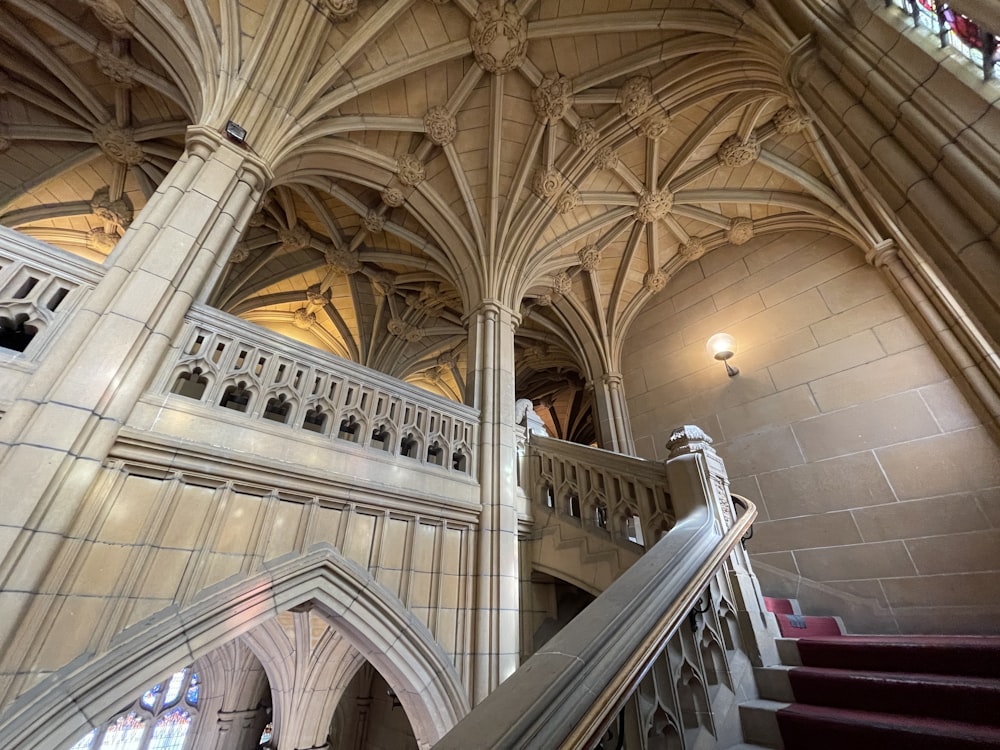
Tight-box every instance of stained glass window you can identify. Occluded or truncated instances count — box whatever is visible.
[259,722,273,745]
[184,674,199,707]
[162,672,185,707]
[69,729,97,750]
[887,0,999,79]
[148,709,191,750]
[99,713,145,750]
[139,685,161,711]
[68,669,199,750]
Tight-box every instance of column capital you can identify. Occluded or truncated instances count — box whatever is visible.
[601,372,623,388]
[463,298,522,327]
[185,124,274,190]
[866,239,899,268]
[782,35,820,94]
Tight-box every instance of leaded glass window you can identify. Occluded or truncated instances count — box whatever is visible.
[887,0,999,79]
[68,668,200,750]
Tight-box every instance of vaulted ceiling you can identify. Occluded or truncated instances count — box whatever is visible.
[0,0,875,443]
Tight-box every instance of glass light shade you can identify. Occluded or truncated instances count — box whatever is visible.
[706,332,736,361]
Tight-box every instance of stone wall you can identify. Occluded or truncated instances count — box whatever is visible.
[622,230,1000,634]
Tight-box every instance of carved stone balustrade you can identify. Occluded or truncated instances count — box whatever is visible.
[523,434,675,549]
[131,304,480,497]
[0,226,104,411]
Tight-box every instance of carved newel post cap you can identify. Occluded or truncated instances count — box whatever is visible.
[666,425,714,457]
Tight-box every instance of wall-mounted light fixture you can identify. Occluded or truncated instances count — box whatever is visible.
[224,120,247,145]
[706,332,739,377]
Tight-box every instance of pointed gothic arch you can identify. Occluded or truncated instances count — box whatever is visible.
[0,545,470,750]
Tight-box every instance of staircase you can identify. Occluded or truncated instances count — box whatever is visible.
[739,597,1000,749]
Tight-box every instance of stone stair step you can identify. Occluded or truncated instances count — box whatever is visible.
[738,699,788,749]
[793,635,1000,678]
[757,664,1000,725]
[775,703,1000,749]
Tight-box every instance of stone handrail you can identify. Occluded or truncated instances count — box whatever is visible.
[436,427,768,749]
[150,303,479,476]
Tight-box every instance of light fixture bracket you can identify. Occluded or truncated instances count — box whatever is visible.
[224,120,247,145]
[706,332,740,377]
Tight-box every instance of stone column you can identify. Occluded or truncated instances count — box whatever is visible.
[783,24,1000,415]
[212,708,270,750]
[352,695,373,750]
[0,126,269,698]
[594,372,636,455]
[867,240,1000,432]
[465,300,521,703]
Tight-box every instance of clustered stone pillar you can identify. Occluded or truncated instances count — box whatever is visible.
[867,240,1000,433]
[0,126,269,702]
[465,299,521,703]
[784,19,1000,434]
[597,372,636,455]
[213,708,271,749]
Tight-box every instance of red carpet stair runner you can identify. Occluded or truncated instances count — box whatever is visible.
[739,597,1000,749]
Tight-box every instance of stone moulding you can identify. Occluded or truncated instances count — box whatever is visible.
[717,132,760,168]
[772,105,809,135]
[396,153,426,187]
[470,1,528,75]
[533,73,574,122]
[424,106,457,146]
[531,167,562,199]
[319,0,358,22]
[727,216,754,245]
[0,544,472,750]
[578,244,601,271]
[679,237,706,261]
[635,190,673,223]
[619,76,653,118]
[593,146,619,171]
[94,122,144,165]
[574,119,599,150]
[154,304,480,476]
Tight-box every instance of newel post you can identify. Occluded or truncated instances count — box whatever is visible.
[664,424,735,529]
[665,425,780,668]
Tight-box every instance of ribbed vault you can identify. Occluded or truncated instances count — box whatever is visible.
[0,0,880,441]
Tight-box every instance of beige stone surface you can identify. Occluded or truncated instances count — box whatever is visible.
[624,220,999,635]
[906,529,1000,575]
[716,426,805,477]
[0,0,999,743]
[853,494,991,543]
[717,385,820,440]
[977,488,1000,527]
[757,452,897,519]
[817,264,888,314]
[876,427,1000,500]
[768,330,887,392]
[751,512,862,555]
[751,551,798,576]
[792,391,940,461]
[919,380,986,432]
[872,315,927,354]
[794,540,917,582]
[880,571,1000,608]
[711,240,847,312]
[809,345,950,413]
